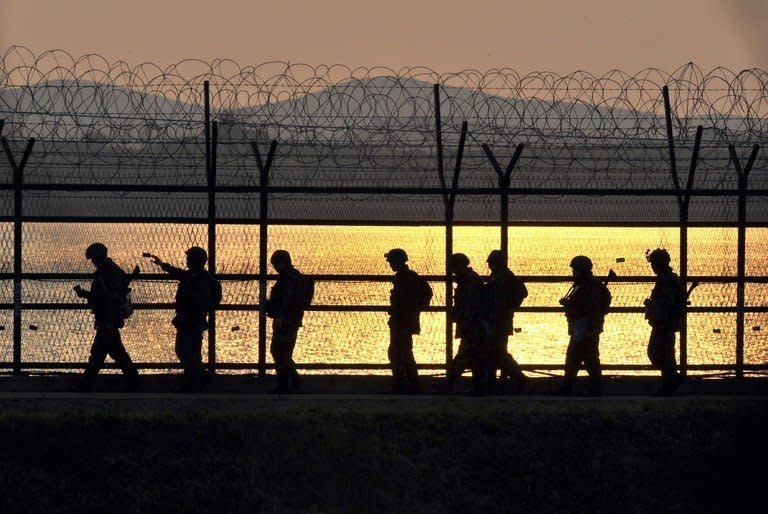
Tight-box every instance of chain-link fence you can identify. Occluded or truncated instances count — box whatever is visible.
[0,48,766,375]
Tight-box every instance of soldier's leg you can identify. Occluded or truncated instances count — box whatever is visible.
[468,338,490,394]
[484,336,502,387]
[558,337,581,394]
[401,333,420,393]
[105,329,140,390]
[192,328,206,385]
[79,328,110,390]
[192,328,213,384]
[582,334,602,396]
[186,327,205,390]
[447,340,470,385]
[387,328,405,390]
[175,327,197,390]
[448,339,478,392]
[499,344,526,383]
[657,329,679,392]
[271,327,289,390]
[278,327,300,390]
[647,327,663,369]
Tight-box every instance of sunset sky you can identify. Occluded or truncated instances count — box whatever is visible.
[0,0,765,73]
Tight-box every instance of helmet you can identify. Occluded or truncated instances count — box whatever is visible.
[486,250,506,266]
[85,242,108,260]
[186,246,208,265]
[448,253,470,269]
[270,249,292,266]
[569,255,593,272]
[384,248,408,264]
[646,248,671,266]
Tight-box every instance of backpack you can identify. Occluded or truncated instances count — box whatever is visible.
[417,275,433,311]
[596,281,612,316]
[298,273,315,308]
[509,274,528,309]
[209,276,223,310]
[115,265,140,321]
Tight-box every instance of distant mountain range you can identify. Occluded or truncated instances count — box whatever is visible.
[0,75,705,141]
[0,77,765,223]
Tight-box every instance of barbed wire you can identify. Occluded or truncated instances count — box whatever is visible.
[0,46,766,191]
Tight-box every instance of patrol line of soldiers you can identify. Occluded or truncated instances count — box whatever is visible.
[72,242,687,396]
[382,247,686,396]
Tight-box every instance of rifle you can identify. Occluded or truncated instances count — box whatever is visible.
[560,268,616,305]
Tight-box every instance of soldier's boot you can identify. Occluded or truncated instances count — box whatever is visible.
[555,378,574,396]
[75,367,98,392]
[124,373,141,393]
[289,370,302,393]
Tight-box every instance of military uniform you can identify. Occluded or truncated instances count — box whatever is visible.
[560,276,611,395]
[266,266,306,392]
[486,268,528,388]
[387,266,423,393]
[79,258,139,391]
[160,262,217,391]
[645,267,685,394]
[447,267,488,392]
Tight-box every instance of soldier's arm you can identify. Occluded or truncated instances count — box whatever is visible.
[158,262,186,280]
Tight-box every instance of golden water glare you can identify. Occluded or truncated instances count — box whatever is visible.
[6,224,767,374]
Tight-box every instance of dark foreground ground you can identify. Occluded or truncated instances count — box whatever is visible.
[0,374,766,513]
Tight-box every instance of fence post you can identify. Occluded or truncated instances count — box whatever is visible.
[662,86,701,377]
[1,135,35,375]
[252,140,277,378]
[728,144,760,379]
[207,121,218,373]
[434,84,453,371]
[204,81,211,178]
[482,143,524,260]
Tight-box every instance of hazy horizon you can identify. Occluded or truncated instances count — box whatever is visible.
[1,1,765,74]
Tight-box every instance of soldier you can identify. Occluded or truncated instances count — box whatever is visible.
[557,255,611,396]
[644,248,686,395]
[385,248,431,394]
[485,250,528,393]
[148,247,221,392]
[265,250,312,394]
[73,242,140,392]
[445,253,489,395]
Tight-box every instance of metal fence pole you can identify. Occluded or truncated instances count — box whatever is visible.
[252,140,277,377]
[729,144,760,379]
[663,86,701,377]
[207,121,218,372]
[433,84,453,370]
[1,135,35,375]
[482,143,524,260]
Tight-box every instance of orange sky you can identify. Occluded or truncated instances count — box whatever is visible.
[0,0,765,73]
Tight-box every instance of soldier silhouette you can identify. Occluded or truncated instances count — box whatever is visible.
[557,255,611,396]
[644,248,686,395]
[445,253,489,395]
[74,243,140,392]
[384,248,431,394]
[148,247,221,392]
[265,250,313,394]
[485,250,528,393]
